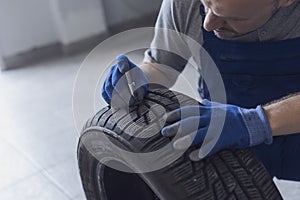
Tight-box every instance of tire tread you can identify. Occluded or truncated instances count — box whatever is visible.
[78,88,283,200]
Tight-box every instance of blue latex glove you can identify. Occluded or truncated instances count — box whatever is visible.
[161,99,273,161]
[102,55,148,106]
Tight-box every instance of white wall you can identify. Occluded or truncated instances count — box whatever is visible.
[0,0,58,57]
[102,0,162,27]
[0,0,160,59]
[50,0,107,45]
[0,0,107,57]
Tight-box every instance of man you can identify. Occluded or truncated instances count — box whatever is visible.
[102,0,300,181]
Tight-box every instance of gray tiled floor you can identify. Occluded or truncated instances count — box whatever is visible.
[0,53,87,200]
[0,39,300,200]
[0,173,71,200]
[0,139,39,190]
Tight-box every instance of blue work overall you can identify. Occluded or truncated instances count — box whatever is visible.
[199,14,300,181]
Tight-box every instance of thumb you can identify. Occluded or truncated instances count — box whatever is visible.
[200,99,212,106]
[116,55,135,74]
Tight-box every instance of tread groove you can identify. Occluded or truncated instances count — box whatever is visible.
[218,152,255,199]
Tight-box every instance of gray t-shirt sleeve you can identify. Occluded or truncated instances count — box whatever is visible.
[145,0,203,73]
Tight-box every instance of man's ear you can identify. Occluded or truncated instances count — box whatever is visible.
[279,0,296,7]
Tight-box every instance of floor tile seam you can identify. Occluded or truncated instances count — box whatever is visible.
[0,137,72,200]
[38,155,80,199]
[72,193,86,200]
[39,170,74,200]
[1,134,77,169]
[0,136,49,170]
[1,135,76,199]
[0,169,44,192]
[0,136,78,198]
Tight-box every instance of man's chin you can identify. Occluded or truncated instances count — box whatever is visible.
[213,30,237,40]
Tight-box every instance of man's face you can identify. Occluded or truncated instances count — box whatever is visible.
[201,0,281,39]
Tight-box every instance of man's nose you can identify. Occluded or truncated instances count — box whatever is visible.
[203,9,225,31]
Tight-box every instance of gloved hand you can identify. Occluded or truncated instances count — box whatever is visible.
[102,55,149,106]
[161,99,273,161]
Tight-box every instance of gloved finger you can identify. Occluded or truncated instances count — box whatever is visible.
[111,67,129,93]
[189,150,202,161]
[165,106,209,123]
[188,137,218,161]
[109,65,134,105]
[103,67,115,101]
[116,55,136,73]
[200,99,226,109]
[173,134,194,150]
[111,65,123,87]
[112,56,132,99]
[161,116,203,137]
[112,84,145,107]
[189,149,206,162]
[173,126,209,151]
[161,122,180,137]
[112,73,135,106]
[192,126,209,145]
[118,68,149,104]
[102,72,111,104]
[199,99,212,106]
[110,89,131,109]
[101,83,110,104]
[130,67,149,101]
[113,62,146,101]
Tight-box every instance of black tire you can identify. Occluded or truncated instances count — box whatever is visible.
[77,88,283,200]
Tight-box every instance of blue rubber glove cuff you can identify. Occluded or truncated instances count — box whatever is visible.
[239,105,273,146]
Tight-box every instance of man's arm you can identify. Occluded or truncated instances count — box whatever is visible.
[139,0,203,89]
[263,93,300,136]
[139,62,179,89]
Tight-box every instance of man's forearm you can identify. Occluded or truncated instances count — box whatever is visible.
[263,93,300,136]
[139,62,179,89]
